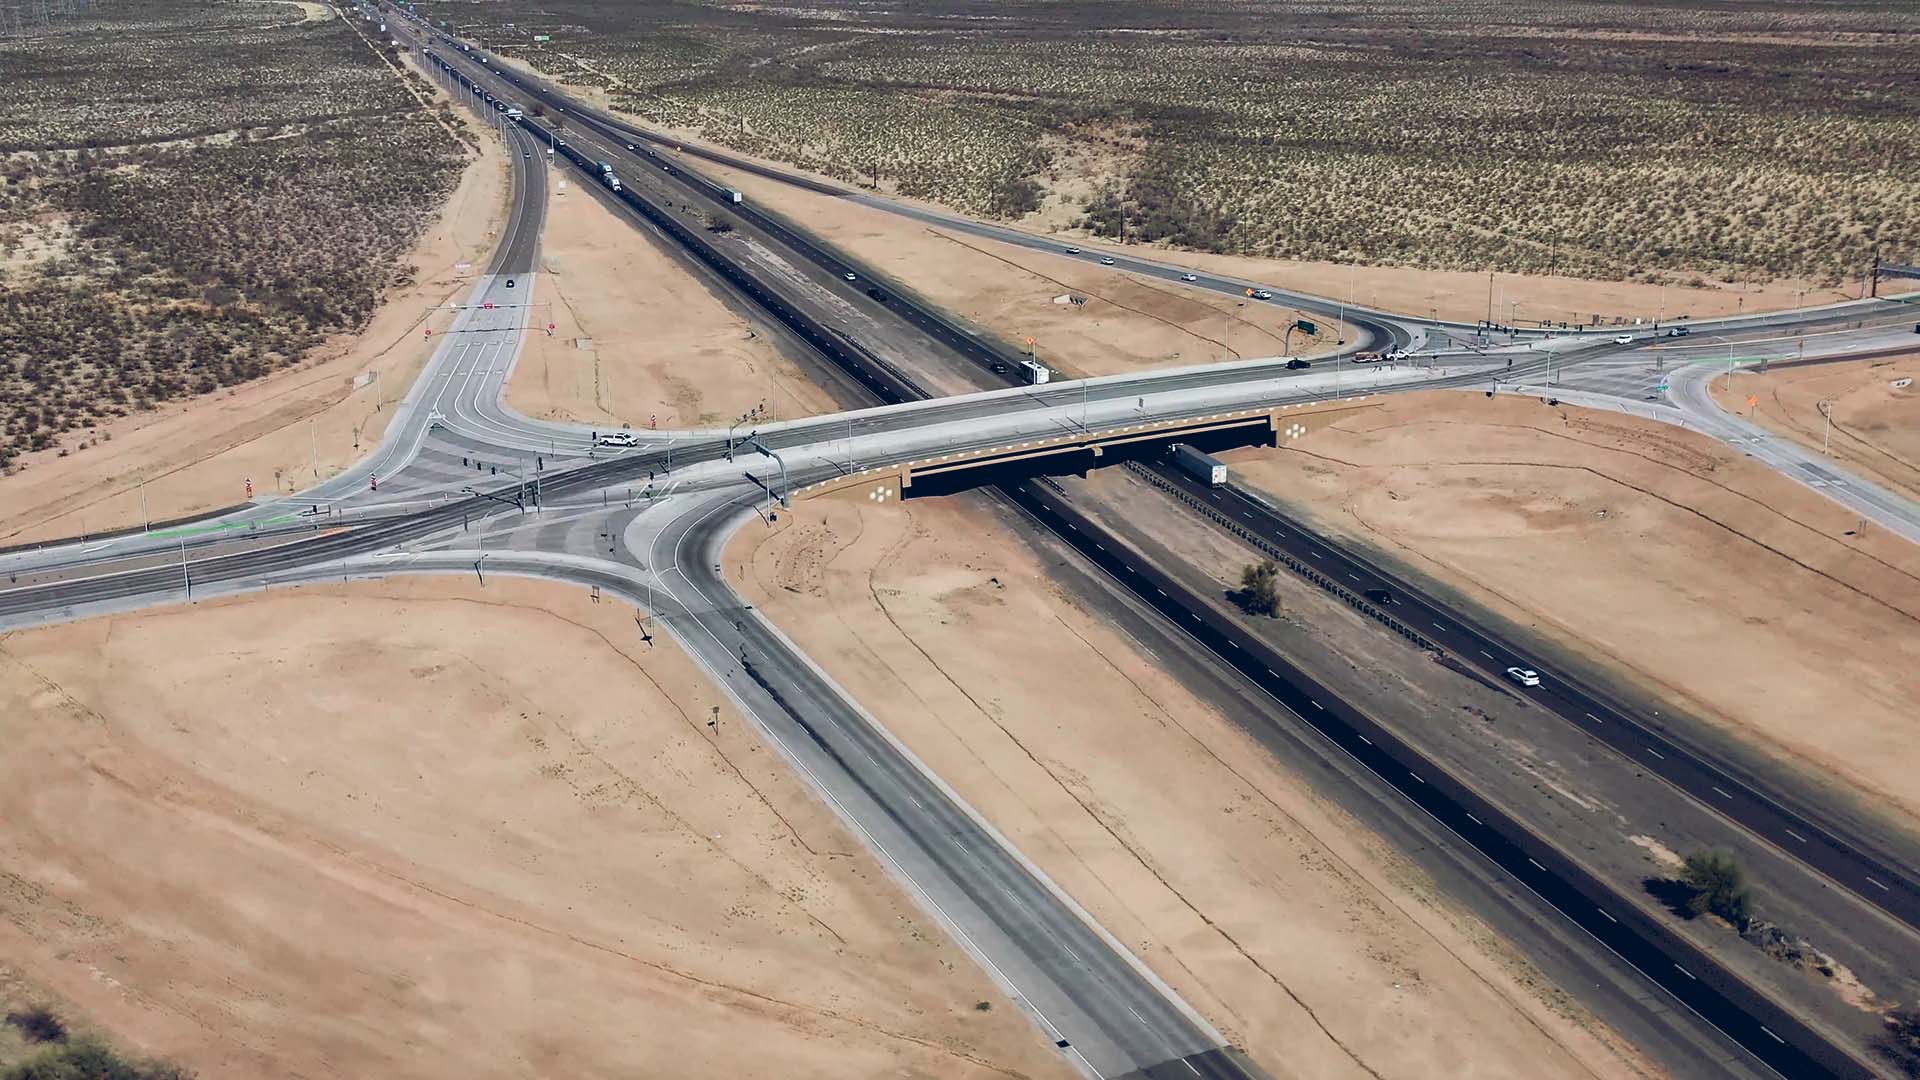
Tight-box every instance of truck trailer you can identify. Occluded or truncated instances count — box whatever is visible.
[1018,359,1050,385]
[1170,443,1228,487]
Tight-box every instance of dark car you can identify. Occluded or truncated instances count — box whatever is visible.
[1362,588,1393,606]
[989,360,1008,374]
[1286,358,1311,370]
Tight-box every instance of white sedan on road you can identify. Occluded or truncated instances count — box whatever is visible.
[1505,666,1541,688]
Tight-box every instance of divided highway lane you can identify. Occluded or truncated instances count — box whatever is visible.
[1000,474,1871,1080]
[1157,468,1920,936]
[655,490,1266,1080]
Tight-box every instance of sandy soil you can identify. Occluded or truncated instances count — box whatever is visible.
[0,89,508,547]
[626,121,1858,327]
[1220,392,1920,832]
[728,494,1655,1080]
[507,175,840,430]
[695,159,1350,379]
[1708,352,1920,503]
[0,577,1066,1080]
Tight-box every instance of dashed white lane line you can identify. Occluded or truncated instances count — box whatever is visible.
[1784,829,1807,844]
[1866,876,1890,892]
[1646,747,1665,761]
[1712,786,1733,799]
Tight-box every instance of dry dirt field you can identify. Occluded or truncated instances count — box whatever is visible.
[727,493,1656,1080]
[697,158,1352,378]
[673,142,1850,331]
[1709,352,1920,503]
[507,177,839,430]
[0,576,1065,1080]
[0,85,508,548]
[1220,391,1920,833]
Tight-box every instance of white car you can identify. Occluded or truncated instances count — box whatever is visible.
[843,272,858,281]
[1613,334,1634,344]
[1180,273,1198,282]
[1066,246,1082,254]
[1505,666,1541,688]
[1253,289,1274,300]
[596,431,639,448]
[626,143,636,150]
[1099,256,1116,265]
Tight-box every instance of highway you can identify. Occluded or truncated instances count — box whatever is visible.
[1146,465,1920,933]
[3,9,1909,1078]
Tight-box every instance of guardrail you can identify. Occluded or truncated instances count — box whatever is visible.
[1124,462,1438,652]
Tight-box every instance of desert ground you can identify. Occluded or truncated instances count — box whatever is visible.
[727,492,1656,1080]
[665,138,1852,331]
[506,176,841,430]
[1221,391,1920,834]
[692,158,1354,378]
[1708,352,1920,503]
[0,86,508,548]
[0,576,1067,1080]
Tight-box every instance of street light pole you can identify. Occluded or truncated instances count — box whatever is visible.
[1819,400,1833,454]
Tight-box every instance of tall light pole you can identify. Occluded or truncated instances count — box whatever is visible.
[1819,399,1834,454]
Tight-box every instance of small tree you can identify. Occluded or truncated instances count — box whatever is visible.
[1680,849,1753,929]
[1236,560,1281,617]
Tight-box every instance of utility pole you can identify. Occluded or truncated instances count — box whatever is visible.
[1819,400,1833,455]
[1486,269,1494,328]
[179,539,190,599]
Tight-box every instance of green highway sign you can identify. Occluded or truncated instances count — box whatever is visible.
[533,33,551,41]
[1295,319,1317,335]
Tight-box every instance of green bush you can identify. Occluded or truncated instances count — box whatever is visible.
[1680,849,1754,929]
[2,1037,193,1080]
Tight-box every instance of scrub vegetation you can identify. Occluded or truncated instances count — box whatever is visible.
[0,0,465,469]
[418,0,1919,286]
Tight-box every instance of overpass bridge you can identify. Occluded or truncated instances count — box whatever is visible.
[796,396,1380,503]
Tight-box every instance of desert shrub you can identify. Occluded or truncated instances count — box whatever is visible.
[4,1005,67,1044]
[1,1036,193,1080]
[0,0,465,467]
[1234,559,1282,617]
[409,0,1920,286]
[1679,849,1754,929]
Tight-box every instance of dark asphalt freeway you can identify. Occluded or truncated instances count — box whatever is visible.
[1155,467,1920,934]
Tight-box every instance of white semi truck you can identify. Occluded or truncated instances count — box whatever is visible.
[1170,443,1228,487]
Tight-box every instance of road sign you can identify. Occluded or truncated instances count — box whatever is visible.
[1295,319,1317,335]
[533,33,550,41]
[245,478,253,497]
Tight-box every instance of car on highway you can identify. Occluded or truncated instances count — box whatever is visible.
[596,431,639,448]
[1613,334,1634,344]
[843,272,858,281]
[1253,289,1274,300]
[1505,666,1542,688]
[1286,358,1311,370]
[1100,256,1116,266]
[626,143,636,150]
[523,151,530,158]
[1181,273,1198,282]
[1066,246,1082,254]
[1666,325,1691,337]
